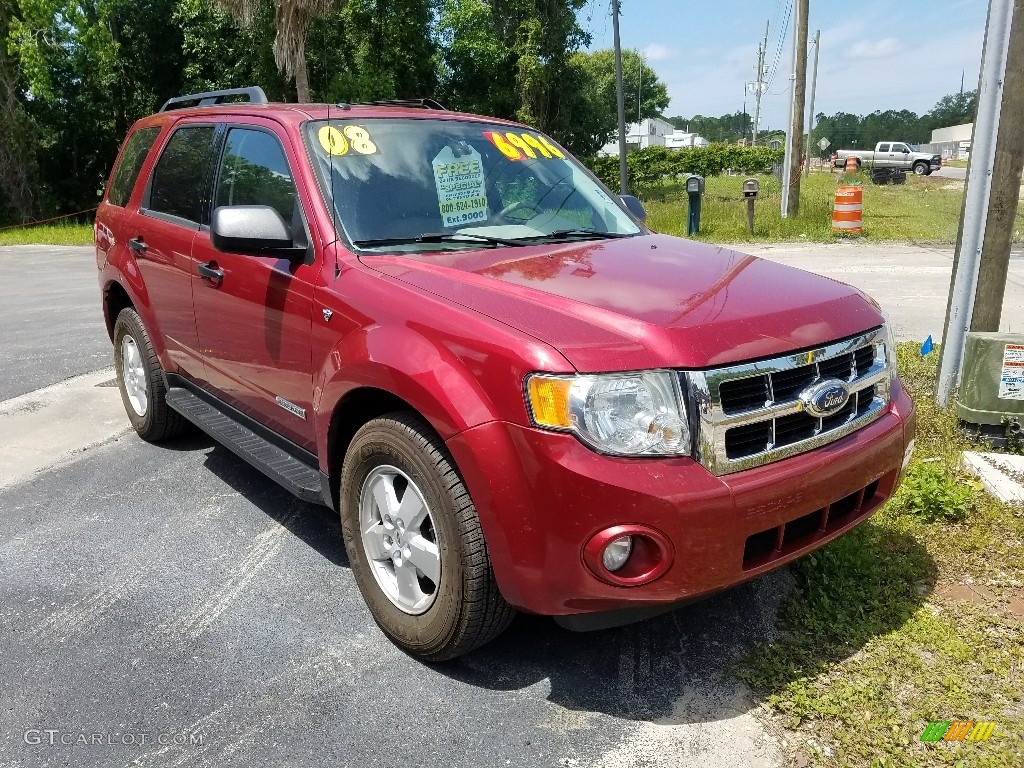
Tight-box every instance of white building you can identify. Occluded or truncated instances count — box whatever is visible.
[925,123,973,160]
[598,118,709,155]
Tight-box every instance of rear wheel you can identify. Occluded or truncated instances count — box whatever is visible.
[340,412,514,661]
[113,308,187,441]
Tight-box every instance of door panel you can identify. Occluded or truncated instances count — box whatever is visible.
[191,124,316,449]
[125,122,220,379]
[126,213,202,376]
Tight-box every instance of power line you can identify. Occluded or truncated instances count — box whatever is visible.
[765,0,793,91]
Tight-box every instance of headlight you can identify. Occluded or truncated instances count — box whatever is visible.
[525,370,690,456]
[881,318,898,380]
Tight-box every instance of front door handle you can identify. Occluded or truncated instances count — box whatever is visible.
[128,237,147,256]
[196,262,224,281]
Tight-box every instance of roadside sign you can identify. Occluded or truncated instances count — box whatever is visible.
[818,137,831,151]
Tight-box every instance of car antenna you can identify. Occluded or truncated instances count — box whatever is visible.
[323,29,341,280]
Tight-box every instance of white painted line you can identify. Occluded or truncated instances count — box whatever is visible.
[0,368,130,490]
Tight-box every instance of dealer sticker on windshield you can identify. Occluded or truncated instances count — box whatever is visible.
[432,145,489,228]
[999,343,1024,400]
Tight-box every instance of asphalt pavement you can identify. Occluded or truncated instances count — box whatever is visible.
[0,245,110,401]
[1,241,1021,767]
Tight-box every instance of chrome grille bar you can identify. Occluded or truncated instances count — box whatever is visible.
[687,327,890,476]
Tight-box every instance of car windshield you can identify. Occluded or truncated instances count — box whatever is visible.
[304,117,643,253]
[907,144,919,151]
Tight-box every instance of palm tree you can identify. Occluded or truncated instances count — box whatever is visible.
[216,0,338,103]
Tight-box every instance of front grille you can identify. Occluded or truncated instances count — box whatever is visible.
[688,328,891,475]
[742,479,882,569]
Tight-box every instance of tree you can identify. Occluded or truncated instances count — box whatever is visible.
[557,48,670,156]
[0,0,37,221]
[436,0,590,135]
[926,89,978,130]
[668,112,752,143]
[215,0,339,102]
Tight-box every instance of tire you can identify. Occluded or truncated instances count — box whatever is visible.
[340,412,515,661]
[913,162,928,176]
[113,307,187,442]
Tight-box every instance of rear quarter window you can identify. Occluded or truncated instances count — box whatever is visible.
[147,125,218,224]
[107,127,160,208]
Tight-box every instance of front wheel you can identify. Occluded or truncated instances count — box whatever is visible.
[913,162,929,176]
[340,413,515,661]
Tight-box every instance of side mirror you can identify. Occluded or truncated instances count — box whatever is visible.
[619,195,647,223]
[902,148,910,154]
[211,205,302,257]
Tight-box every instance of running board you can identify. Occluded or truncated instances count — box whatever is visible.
[165,387,323,504]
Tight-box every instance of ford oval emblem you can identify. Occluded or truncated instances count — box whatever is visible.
[799,379,851,418]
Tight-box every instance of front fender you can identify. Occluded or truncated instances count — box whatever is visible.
[313,322,513,470]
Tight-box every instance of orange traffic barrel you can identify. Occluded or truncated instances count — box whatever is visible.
[844,156,858,173]
[832,185,863,234]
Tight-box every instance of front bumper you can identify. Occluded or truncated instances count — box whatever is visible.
[446,378,916,617]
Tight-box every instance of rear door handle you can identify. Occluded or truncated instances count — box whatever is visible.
[196,262,224,281]
[128,237,147,256]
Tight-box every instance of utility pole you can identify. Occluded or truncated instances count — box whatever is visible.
[612,0,628,194]
[938,0,1024,406]
[787,0,809,216]
[804,29,820,176]
[751,21,769,146]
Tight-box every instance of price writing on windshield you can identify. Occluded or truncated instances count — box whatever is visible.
[317,125,379,156]
[483,131,565,161]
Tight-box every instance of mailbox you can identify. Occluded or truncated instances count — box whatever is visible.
[743,178,760,198]
[685,175,704,236]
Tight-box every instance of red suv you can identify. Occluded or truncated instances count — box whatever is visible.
[95,87,916,660]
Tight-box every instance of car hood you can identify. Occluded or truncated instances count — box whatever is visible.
[363,234,883,372]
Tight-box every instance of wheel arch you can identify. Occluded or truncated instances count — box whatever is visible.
[323,386,422,511]
[103,280,135,342]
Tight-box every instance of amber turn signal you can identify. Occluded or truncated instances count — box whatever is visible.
[526,375,573,429]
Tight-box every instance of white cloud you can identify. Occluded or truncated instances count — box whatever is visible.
[846,37,902,59]
[642,43,677,61]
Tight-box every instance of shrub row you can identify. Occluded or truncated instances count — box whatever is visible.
[584,145,785,198]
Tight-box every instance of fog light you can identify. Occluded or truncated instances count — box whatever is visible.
[602,536,633,572]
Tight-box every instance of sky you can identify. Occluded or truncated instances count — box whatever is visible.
[583,0,987,133]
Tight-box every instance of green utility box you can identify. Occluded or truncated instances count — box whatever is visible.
[957,332,1024,446]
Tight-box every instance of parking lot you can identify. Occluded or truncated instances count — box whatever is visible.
[1,242,1021,767]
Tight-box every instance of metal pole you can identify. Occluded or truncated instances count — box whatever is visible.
[937,0,1015,406]
[788,0,808,216]
[804,29,820,176]
[780,3,797,218]
[751,21,768,147]
[612,0,629,195]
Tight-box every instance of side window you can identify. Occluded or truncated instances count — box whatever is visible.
[148,126,217,224]
[108,127,160,207]
[214,128,297,224]
[892,143,906,153]
[878,143,891,153]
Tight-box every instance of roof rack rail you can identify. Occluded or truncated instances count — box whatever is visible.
[159,86,268,113]
[354,98,448,111]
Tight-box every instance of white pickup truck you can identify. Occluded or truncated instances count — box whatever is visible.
[833,142,941,176]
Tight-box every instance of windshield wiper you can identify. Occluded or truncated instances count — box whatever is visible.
[523,229,634,242]
[353,232,529,249]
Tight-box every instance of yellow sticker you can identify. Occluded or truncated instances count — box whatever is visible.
[318,126,349,156]
[483,131,565,161]
[342,125,378,155]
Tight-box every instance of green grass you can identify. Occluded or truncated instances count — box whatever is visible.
[0,222,94,246]
[733,344,1024,767]
[643,172,1024,245]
